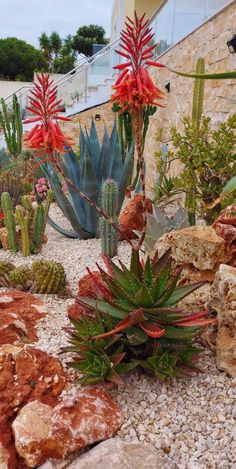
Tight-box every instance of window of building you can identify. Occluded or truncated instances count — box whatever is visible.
[150,0,230,55]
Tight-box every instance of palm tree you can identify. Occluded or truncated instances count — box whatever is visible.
[50,32,62,60]
[39,32,52,67]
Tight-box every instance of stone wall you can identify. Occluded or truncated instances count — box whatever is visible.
[144,0,236,190]
[60,101,116,146]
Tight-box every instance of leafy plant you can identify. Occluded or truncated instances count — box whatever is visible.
[41,120,134,238]
[65,250,215,385]
[156,115,236,224]
[141,205,188,254]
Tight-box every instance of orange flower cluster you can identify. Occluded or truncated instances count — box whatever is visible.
[111,12,165,112]
[24,74,70,152]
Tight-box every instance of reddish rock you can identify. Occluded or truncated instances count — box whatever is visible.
[51,387,123,452]
[0,347,66,411]
[12,401,66,468]
[119,194,153,240]
[0,291,46,345]
[213,204,236,267]
[0,347,67,468]
[12,388,123,468]
[78,271,104,299]
[68,303,87,321]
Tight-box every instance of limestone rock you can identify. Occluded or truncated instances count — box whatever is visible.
[178,284,211,312]
[208,264,236,376]
[51,387,123,452]
[119,194,153,240]
[0,291,46,345]
[155,226,225,270]
[213,204,236,267]
[12,401,66,468]
[66,438,177,469]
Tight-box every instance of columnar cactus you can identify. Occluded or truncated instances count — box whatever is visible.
[0,190,53,256]
[0,94,23,158]
[99,179,119,258]
[1,192,18,252]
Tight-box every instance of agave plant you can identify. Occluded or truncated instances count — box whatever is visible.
[65,249,216,385]
[41,119,134,238]
[141,205,188,255]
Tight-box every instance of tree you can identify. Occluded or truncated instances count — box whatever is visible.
[39,32,52,64]
[39,32,76,74]
[50,32,62,59]
[0,37,47,81]
[72,25,108,57]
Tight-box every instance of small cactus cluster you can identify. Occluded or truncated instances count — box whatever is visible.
[99,179,119,258]
[0,94,23,158]
[0,260,68,295]
[0,190,53,256]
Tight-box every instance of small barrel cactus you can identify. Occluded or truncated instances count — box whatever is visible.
[0,261,15,287]
[9,266,33,291]
[31,260,67,294]
[99,179,119,258]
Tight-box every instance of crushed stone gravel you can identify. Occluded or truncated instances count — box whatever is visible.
[0,204,235,469]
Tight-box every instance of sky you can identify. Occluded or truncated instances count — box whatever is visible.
[0,0,113,47]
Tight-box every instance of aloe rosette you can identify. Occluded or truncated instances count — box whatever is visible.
[65,249,216,385]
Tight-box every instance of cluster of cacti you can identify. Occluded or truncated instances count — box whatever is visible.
[0,94,23,158]
[0,260,67,295]
[99,179,119,258]
[0,173,25,207]
[0,190,53,256]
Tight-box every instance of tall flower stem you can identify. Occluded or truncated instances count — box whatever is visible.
[133,110,147,250]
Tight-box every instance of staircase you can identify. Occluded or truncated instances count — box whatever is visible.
[3,38,121,132]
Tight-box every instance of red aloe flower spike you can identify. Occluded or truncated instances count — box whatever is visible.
[23,73,71,152]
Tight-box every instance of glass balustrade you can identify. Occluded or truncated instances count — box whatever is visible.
[149,0,230,55]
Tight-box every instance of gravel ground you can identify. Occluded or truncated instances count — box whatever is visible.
[0,204,235,469]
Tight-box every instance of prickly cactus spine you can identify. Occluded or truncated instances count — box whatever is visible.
[99,179,119,258]
[1,192,18,252]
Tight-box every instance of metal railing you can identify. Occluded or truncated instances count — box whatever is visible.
[4,39,120,114]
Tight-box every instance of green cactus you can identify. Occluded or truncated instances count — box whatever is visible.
[31,260,67,294]
[0,94,23,158]
[0,173,24,207]
[1,192,18,252]
[0,261,15,287]
[1,190,52,256]
[9,266,32,290]
[15,206,31,257]
[31,205,45,254]
[99,179,119,258]
[192,58,205,130]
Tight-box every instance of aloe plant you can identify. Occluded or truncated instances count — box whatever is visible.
[141,205,188,255]
[65,250,215,385]
[41,119,134,239]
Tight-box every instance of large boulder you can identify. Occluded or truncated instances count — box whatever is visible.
[0,291,46,345]
[208,264,236,376]
[12,401,66,468]
[155,226,225,270]
[13,388,123,468]
[51,387,123,453]
[66,438,177,469]
[119,194,153,240]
